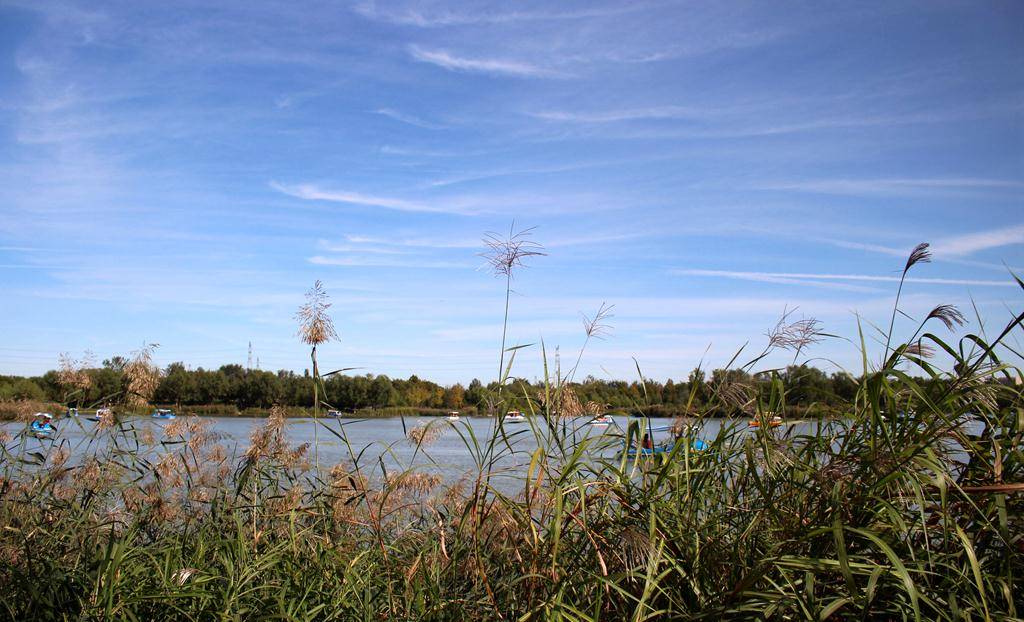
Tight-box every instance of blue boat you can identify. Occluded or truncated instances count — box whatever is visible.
[622,438,708,457]
[31,414,55,438]
[620,423,709,457]
[151,409,177,420]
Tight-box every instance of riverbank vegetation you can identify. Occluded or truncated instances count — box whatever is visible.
[0,242,1021,620]
[0,362,994,420]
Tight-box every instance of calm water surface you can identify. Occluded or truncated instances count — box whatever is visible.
[3,415,837,484]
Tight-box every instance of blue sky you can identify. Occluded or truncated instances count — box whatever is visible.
[0,0,1022,384]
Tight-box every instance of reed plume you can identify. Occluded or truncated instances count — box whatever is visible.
[296,281,338,471]
[57,351,93,407]
[568,302,614,383]
[884,242,930,360]
[124,343,160,407]
[926,304,966,331]
[481,224,545,395]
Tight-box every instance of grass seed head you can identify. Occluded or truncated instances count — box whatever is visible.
[124,344,161,407]
[582,302,615,339]
[481,224,546,278]
[904,242,932,274]
[296,280,339,346]
[905,340,935,358]
[927,304,966,331]
[767,308,825,353]
[408,423,444,446]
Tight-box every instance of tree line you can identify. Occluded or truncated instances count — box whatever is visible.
[0,357,889,416]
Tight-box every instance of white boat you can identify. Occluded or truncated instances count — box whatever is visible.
[589,414,613,426]
[446,411,460,421]
[89,407,113,422]
[151,409,176,420]
[326,410,344,418]
[503,410,526,423]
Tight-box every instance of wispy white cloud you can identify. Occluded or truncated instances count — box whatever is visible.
[317,240,411,254]
[426,160,619,187]
[932,223,1024,257]
[530,105,710,123]
[272,182,620,217]
[308,255,473,268]
[813,229,1024,272]
[353,2,641,27]
[676,268,1016,288]
[373,107,447,129]
[812,238,906,258]
[409,46,562,78]
[338,231,646,250]
[270,181,477,215]
[758,177,1024,198]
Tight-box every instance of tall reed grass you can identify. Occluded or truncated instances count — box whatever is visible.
[0,246,1020,621]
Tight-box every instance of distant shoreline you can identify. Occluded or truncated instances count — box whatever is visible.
[1,401,836,422]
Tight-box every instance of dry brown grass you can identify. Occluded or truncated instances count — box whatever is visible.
[124,344,161,407]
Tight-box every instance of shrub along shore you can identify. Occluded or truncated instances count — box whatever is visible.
[3,362,883,420]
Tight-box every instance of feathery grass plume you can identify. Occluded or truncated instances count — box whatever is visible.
[538,386,584,419]
[481,223,545,395]
[905,241,932,272]
[295,281,338,471]
[741,307,827,371]
[296,280,339,346]
[926,304,967,331]
[124,343,160,407]
[568,302,614,383]
[766,311,824,353]
[163,418,186,437]
[96,407,116,429]
[885,242,930,361]
[717,380,755,413]
[905,340,935,358]
[57,351,93,407]
[582,302,615,339]
[407,423,444,447]
[56,353,89,390]
[386,472,443,497]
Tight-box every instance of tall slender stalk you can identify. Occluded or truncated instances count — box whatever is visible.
[884,243,931,363]
[311,344,319,469]
[497,271,512,386]
[296,280,338,472]
[568,302,614,384]
[481,224,545,404]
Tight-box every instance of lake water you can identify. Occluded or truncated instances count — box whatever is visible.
[1,415,829,483]
[3,415,981,488]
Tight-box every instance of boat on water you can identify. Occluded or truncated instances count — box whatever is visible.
[446,411,460,421]
[620,424,708,457]
[31,413,55,438]
[326,410,344,418]
[750,414,783,428]
[623,439,709,457]
[87,407,112,422]
[589,414,613,426]
[503,410,526,423]
[151,409,177,420]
